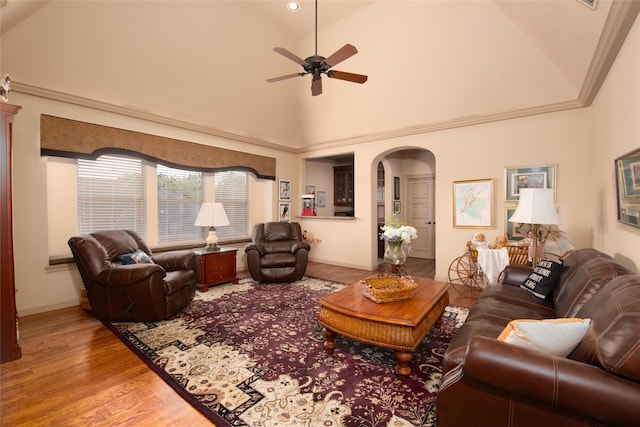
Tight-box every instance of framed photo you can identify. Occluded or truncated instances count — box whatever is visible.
[615,147,640,228]
[394,177,400,200]
[453,178,493,228]
[305,185,316,195]
[279,203,291,222]
[504,164,556,202]
[505,207,524,241]
[317,191,326,207]
[279,179,291,201]
[393,201,401,212]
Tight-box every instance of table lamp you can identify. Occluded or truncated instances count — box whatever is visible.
[194,202,230,251]
[508,188,560,268]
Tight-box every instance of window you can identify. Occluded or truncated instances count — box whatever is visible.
[77,156,146,236]
[215,171,249,239]
[157,165,204,244]
[77,155,249,245]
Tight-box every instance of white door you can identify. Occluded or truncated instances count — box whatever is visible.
[406,175,435,259]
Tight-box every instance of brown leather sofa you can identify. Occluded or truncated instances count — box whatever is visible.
[438,248,640,427]
[244,222,311,283]
[68,229,197,321]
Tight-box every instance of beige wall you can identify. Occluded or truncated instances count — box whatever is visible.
[4,2,640,316]
[10,92,299,315]
[299,107,594,280]
[591,14,640,272]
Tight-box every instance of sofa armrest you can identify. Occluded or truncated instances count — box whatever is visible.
[97,264,165,287]
[244,243,266,256]
[501,264,533,286]
[152,250,196,272]
[291,241,311,253]
[446,336,640,426]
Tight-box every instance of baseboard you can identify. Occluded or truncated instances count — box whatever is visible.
[19,300,81,317]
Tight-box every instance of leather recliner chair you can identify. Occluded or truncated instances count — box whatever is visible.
[244,222,311,283]
[68,229,197,321]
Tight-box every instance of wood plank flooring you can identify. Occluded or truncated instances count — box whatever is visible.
[0,259,475,426]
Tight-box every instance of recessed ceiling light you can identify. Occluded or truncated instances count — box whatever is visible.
[287,2,301,12]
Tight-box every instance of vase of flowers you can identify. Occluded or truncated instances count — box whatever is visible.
[380,211,418,265]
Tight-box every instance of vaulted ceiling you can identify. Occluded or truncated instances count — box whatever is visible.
[2,1,638,151]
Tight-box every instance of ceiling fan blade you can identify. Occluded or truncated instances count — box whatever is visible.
[327,70,368,84]
[273,47,309,66]
[323,44,358,68]
[311,78,322,96]
[266,72,307,83]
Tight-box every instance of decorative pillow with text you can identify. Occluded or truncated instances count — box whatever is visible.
[520,259,563,299]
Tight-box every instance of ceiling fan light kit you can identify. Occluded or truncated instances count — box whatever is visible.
[267,0,368,96]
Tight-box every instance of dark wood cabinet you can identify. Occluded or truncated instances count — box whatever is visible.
[195,248,238,291]
[1,103,21,364]
[333,165,354,207]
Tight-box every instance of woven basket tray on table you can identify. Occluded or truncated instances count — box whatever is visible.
[359,276,418,303]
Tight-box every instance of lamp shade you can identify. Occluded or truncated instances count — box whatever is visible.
[194,202,230,227]
[509,188,560,225]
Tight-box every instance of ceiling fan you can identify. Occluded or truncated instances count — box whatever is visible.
[266,0,368,96]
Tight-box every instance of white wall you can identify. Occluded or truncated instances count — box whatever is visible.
[591,15,640,273]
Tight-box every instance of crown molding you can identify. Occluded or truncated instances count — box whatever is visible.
[12,82,296,153]
[9,1,639,155]
[578,0,640,105]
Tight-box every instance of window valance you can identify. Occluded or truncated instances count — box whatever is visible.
[40,115,276,179]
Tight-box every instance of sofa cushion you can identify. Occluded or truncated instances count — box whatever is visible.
[572,275,640,382]
[497,318,591,357]
[552,256,631,317]
[520,259,563,299]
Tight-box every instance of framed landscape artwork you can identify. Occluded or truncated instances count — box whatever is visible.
[615,147,640,228]
[453,178,493,228]
[504,164,556,202]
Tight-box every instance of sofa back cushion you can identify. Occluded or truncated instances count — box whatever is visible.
[571,275,640,382]
[552,256,631,317]
[90,229,152,263]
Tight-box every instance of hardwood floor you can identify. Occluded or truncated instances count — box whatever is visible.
[0,259,475,426]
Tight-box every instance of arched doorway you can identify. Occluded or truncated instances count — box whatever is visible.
[374,148,436,273]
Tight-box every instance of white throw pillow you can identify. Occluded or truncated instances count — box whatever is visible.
[497,318,591,357]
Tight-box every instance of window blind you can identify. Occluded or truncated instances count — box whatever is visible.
[215,171,249,239]
[77,156,146,236]
[157,165,204,243]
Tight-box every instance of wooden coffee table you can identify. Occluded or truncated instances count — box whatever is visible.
[318,278,450,380]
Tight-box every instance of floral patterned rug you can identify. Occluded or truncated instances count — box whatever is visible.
[104,277,468,426]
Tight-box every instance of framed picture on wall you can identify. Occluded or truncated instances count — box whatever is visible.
[504,164,556,202]
[279,179,291,201]
[505,207,524,241]
[394,177,400,200]
[305,185,316,195]
[615,147,640,228]
[317,191,326,207]
[279,203,291,222]
[453,178,493,228]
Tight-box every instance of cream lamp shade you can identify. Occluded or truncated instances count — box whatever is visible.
[194,202,230,251]
[509,188,560,268]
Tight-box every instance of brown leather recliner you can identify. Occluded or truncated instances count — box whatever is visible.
[68,229,197,321]
[244,222,311,283]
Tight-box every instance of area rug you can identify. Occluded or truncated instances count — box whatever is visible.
[104,277,469,426]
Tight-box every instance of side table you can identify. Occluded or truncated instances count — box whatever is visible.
[194,247,238,291]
